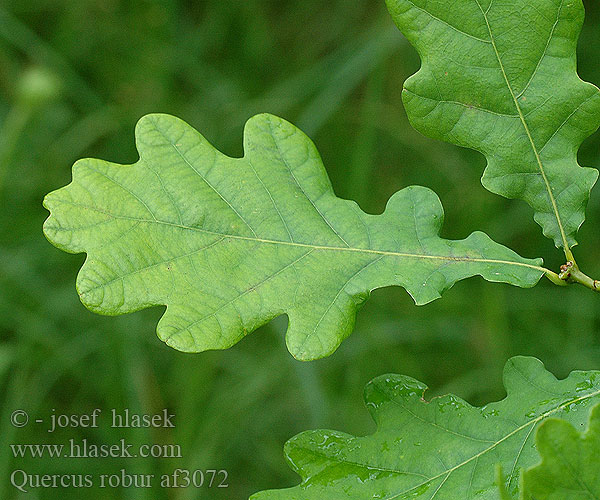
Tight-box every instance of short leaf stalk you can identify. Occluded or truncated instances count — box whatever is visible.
[558,260,600,292]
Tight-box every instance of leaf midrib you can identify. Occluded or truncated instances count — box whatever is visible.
[49,198,546,272]
[473,0,571,253]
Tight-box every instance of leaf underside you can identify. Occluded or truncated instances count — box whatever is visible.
[251,357,600,500]
[386,0,600,249]
[518,403,600,500]
[43,114,542,360]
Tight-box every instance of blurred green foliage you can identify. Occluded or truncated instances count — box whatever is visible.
[0,1,599,499]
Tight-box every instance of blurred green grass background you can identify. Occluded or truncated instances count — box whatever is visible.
[0,1,599,498]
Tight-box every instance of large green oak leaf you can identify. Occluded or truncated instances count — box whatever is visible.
[43,114,543,359]
[386,0,600,249]
[252,356,600,499]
